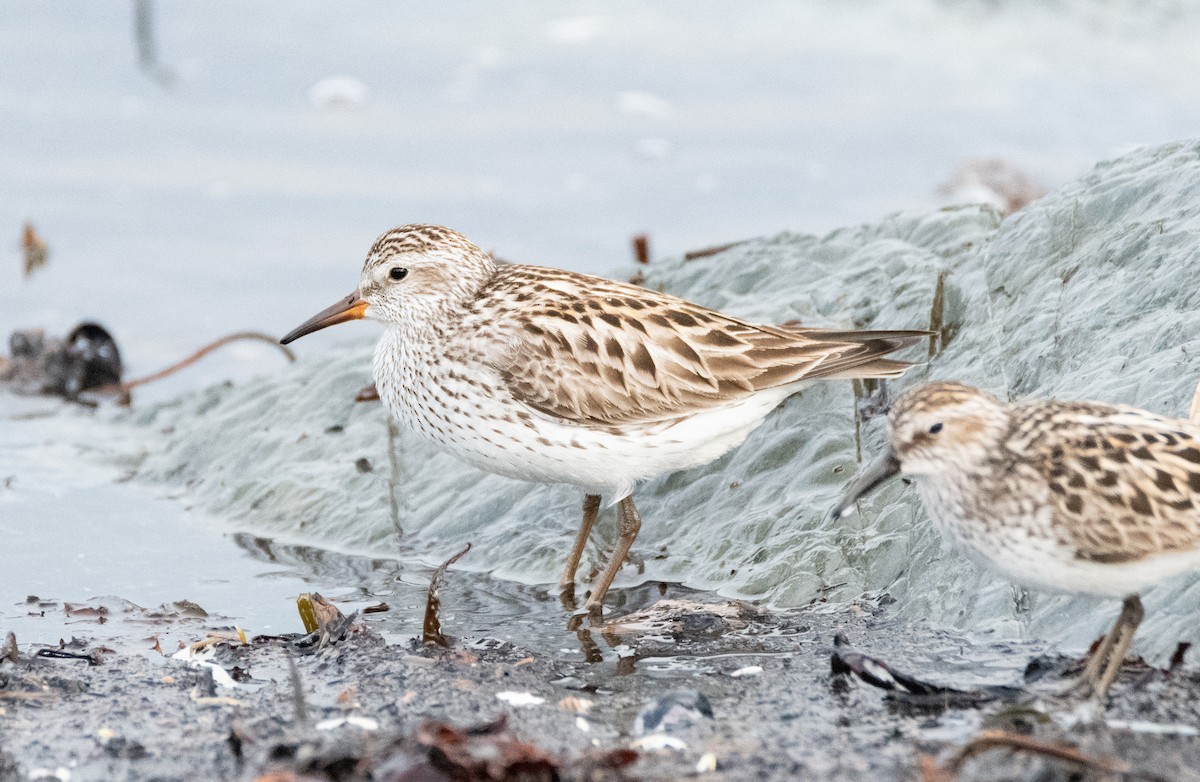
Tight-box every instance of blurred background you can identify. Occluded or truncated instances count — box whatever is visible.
[5,1,1200,388]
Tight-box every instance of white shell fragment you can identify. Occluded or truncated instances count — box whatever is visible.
[28,769,71,781]
[630,734,687,751]
[1106,719,1200,737]
[171,645,238,689]
[496,691,545,707]
[315,716,380,731]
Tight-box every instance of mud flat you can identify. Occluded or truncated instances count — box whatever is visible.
[4,583,1200,782]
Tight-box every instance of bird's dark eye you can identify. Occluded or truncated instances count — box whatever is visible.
[928,422,944,434]
[389,267,408,281]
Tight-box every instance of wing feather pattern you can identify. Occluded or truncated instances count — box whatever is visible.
[1026,402,1200,562]
[484,266,924,427]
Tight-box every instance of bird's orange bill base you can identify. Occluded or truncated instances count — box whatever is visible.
[280,290,367,345]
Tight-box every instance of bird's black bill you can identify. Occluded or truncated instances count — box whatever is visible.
[280,290,367,345]
[831,447,901,520]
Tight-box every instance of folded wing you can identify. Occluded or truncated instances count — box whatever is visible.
[487,267,924,427]
[1031,403,1200,562]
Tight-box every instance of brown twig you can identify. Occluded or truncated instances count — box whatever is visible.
[930,729,1129,780]
[95,331,294,404]
[683,240,747,261]
[632,234,651,265]
[928,270,947,359]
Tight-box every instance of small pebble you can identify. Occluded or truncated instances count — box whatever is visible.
[559,696,594,713]
[633,689,713,736]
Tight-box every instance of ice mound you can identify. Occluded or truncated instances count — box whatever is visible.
[134,140,1200,658]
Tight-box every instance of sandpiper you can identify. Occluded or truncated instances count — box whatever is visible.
[282,224,924,612]
[834,381,1200,697]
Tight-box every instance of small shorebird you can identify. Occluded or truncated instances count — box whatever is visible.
[282,224,924,612]
[834,381,1200,697]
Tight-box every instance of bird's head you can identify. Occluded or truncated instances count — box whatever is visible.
[280,224,495,344]
[832,381,1009,518]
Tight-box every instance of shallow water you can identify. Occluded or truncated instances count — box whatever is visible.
[0,391,756,670]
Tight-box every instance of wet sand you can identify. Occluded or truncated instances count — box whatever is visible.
[4,578,1200,781]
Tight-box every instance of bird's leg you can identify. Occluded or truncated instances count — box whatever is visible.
[1090,595,1144,699]
[584,495,642,613]
[560,494,601,591]
[1077,617,1121,687]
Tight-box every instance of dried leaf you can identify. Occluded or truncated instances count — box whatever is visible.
[295,593,351,651]
[423,544,471,648]
[414,715,560,781]
[296,594,320,634]
[1,631,17,664]
[21,222,48,277]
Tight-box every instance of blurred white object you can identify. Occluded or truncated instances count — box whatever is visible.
[938,158,1045,216]
[29,770,71,781]
[630,734,687,751]
[171,644,238,688]
[308,77,370,111]
[447,47,506,102]
[546,16,604,44]
[729,665,762,678]
[618,91,672,120]
[633,137,673,160]
[695,174,719,193]
[315,716,379,731]
[496,691,545,706]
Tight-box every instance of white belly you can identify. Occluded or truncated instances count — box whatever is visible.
[374,334,790,501]
[917,479,1200,598]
